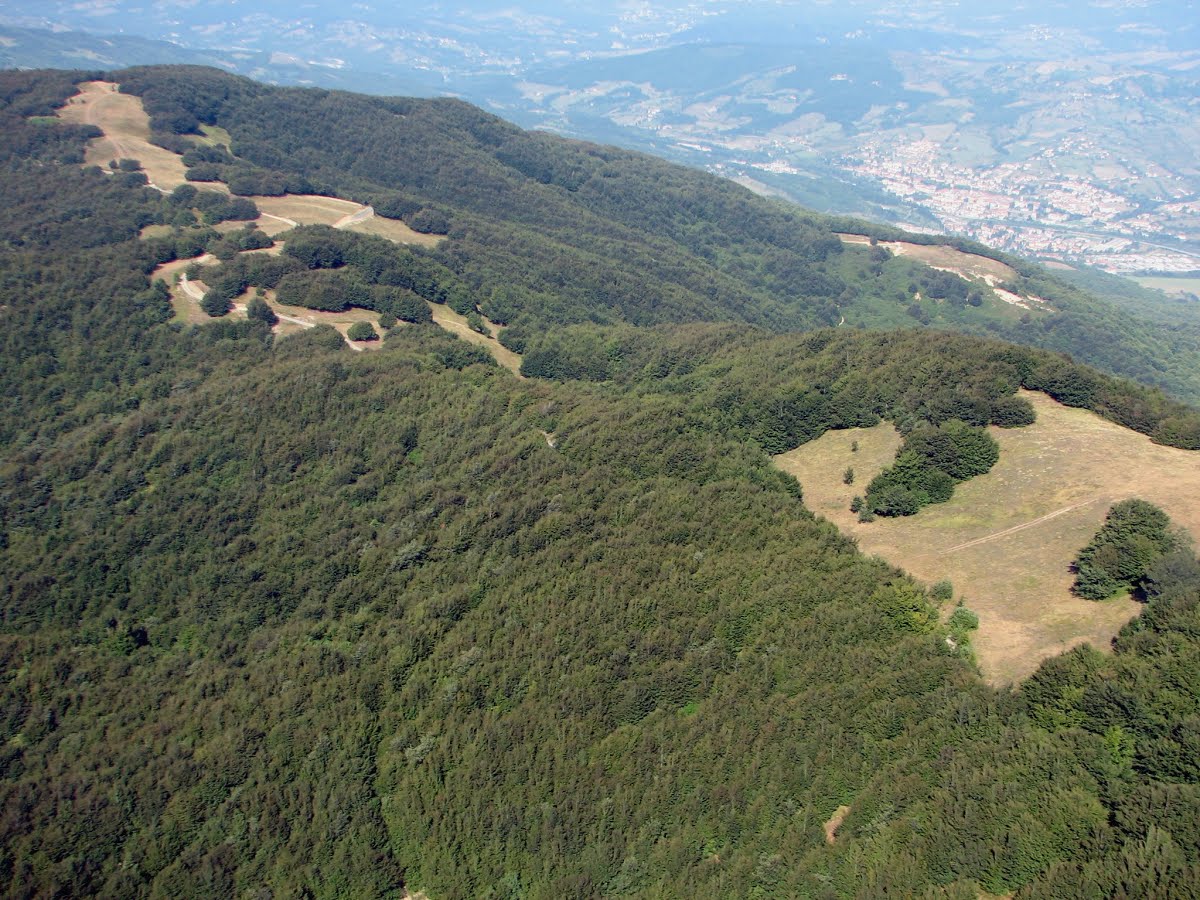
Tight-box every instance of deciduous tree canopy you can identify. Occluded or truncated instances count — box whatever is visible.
[1,66,1200,900]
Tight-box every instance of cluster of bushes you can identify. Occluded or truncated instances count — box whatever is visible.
[274,268,369,312]
[168,181,257,225]
[197,225,441,322]
[181,143,312,197]
[279,225,460,316]
[346,320,378,341]
[372,193,452,234]
[199,252,305,317]
[918,269,973,303]
[859,419,1000,517]
[1072,499,1183,599]
[209,224,274,260]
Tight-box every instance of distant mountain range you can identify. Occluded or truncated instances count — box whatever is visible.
[3,2,1198,273]
[11,4,1200,263]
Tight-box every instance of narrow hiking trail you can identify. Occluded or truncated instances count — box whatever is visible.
[941,498,1106,554]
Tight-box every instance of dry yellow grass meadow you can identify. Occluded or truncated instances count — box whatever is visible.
[774,390,1200,685]
[343,214,445,248]
[837,233,1018,283]
[425,302,523,375]
[57,81,194,190]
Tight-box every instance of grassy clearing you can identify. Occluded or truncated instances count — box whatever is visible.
[426,302,523,376]
[345,215,445,248]
[837,233,1017,282]
[248,194,364,226]
[191,124,232,148]
[139,224,174,240]
[774,391,1200,685]
[56,81,191,189]
[149,255,217,324]
[264,291,388,350]
[883,240,1018,283]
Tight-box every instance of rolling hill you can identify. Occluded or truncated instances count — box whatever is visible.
[99,64,1200,405]
[2,66,1200,899]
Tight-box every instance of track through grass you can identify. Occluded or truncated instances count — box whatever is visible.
[774,391,1200,684]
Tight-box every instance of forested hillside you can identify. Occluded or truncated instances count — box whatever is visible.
[104,64,1200,403]
[2,67,1200,898]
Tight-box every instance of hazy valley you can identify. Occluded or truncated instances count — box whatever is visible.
[4,0,1198,276]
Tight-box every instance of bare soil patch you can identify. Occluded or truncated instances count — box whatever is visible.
[426,302,523,376]
[824,805,851,844]
[56,81,191,190]
[773,391,1200,685]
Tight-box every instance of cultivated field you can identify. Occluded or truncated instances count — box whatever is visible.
[56,81,194,190]
[774,391,1200,685]
[1134,275,1200,298]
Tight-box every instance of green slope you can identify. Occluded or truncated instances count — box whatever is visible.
[106,64,1200,403]
[2,68,1200,899]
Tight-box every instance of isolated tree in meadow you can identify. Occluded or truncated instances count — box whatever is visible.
[347,321,377,342]
[200,289,230,317]
[246,294,277,326]
[466,310,489,335]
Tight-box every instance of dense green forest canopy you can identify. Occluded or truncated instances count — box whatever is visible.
[1072,500,1185,601]
[2,67,1200,898]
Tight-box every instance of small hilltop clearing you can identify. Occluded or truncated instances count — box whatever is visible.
[774,390,1200,685]
[63,82,514,367]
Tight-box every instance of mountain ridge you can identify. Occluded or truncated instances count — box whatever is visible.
[93,63,1200,404]
[1,65,1200,899]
